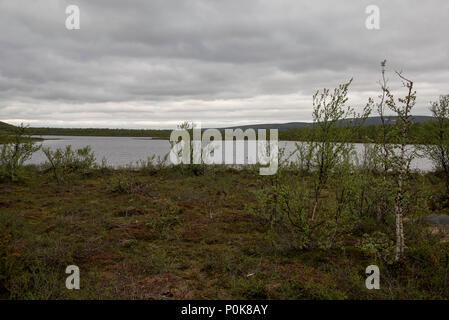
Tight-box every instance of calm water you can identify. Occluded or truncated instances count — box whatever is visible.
[28,135,435,171]
[28,136,171,167]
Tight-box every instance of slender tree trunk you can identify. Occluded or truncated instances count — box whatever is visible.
[394,168,405,261]
[394,81,411,261]
[311,152,325,222]
[394,120,407,261]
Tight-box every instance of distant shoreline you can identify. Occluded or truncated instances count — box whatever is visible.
[0,116,440,144]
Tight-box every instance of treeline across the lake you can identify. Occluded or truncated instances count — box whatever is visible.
[0,117,443,145]
[25,126,172,139]
[0,119,443,146]
[279,120,440,144]
[1,61,449,299]
[0,120,436,144]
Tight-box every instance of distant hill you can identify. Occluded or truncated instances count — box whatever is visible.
[222,116,434,130]
[0,121,16,131]
[0,116,435,136]
[0,121,15,130]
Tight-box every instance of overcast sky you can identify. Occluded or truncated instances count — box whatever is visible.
[0,0,448,129]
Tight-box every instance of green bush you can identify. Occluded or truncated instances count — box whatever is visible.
[357,231,395,264]
[136,154,168,175]
[107,171,141,194]
[42,145,96,184]
[0,125,41,182]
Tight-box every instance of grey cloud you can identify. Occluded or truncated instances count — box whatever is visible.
[0,0,448,128]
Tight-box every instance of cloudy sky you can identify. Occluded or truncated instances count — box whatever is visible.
[0,0,448,129]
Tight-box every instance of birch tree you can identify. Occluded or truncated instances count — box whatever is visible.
[308,79,371,222]
[384,70,417,261]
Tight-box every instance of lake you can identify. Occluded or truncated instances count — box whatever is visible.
[27,135,435,172]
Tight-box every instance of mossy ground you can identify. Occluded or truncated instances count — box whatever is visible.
[1,166,448,300]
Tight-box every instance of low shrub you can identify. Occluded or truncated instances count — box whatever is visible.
[42,145,96,184]
[0,125,41,182]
